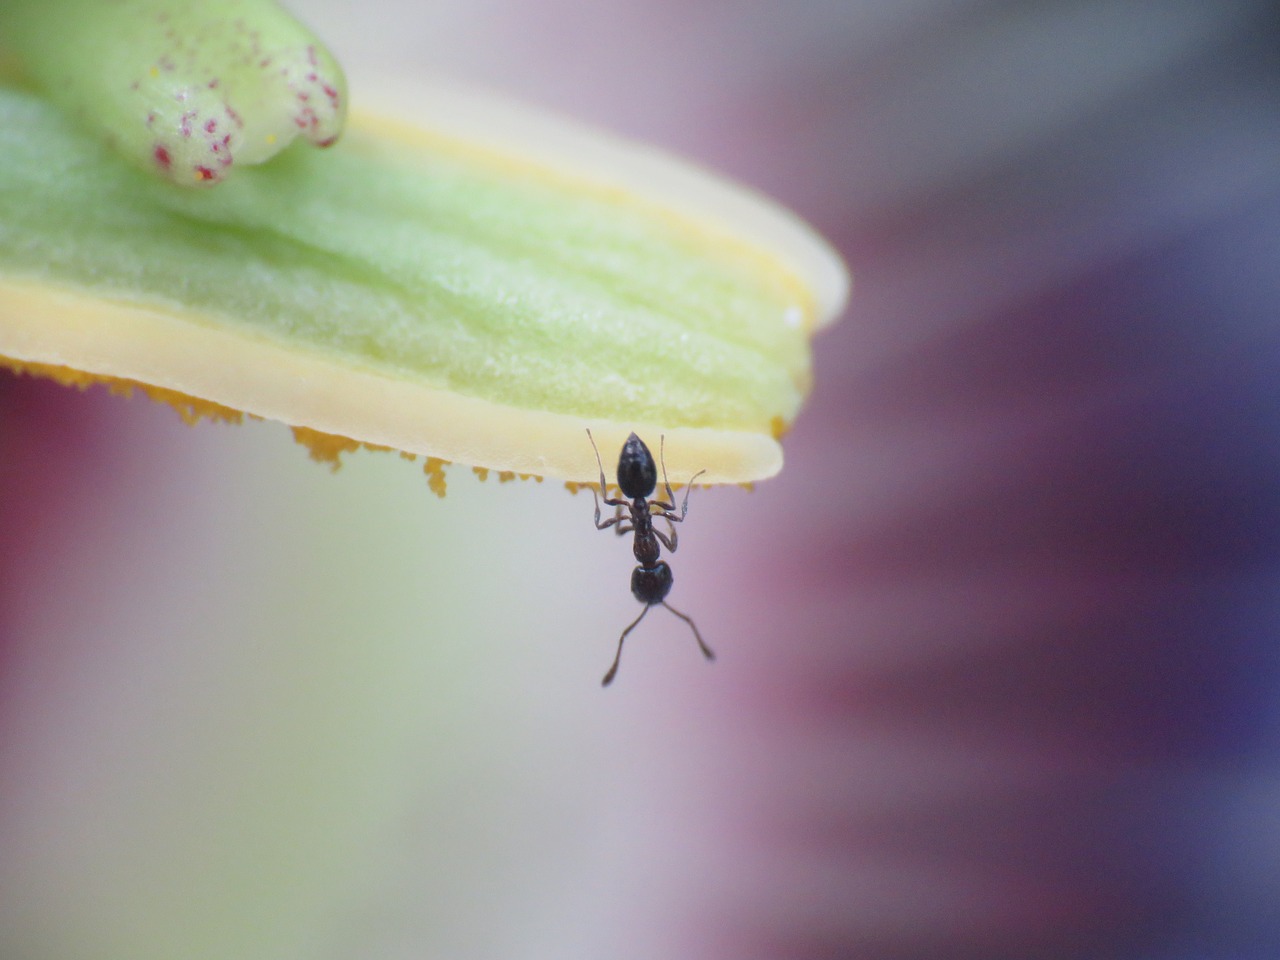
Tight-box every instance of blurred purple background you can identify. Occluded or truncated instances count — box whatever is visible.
[4,1,1280,958]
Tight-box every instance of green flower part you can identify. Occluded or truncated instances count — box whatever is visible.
[0,0,346,185]
[0,3,846,490]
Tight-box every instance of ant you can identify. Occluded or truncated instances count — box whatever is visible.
[587,428,714,686]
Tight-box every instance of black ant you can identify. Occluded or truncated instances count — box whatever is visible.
[587,428,714,686]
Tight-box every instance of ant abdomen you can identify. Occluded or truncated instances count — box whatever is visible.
[617,432,658,499]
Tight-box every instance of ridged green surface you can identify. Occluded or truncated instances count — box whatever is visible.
[0,84,810,432]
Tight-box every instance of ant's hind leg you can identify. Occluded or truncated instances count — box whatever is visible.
[675,468,706,522]
[602,604,651,686]
[587,428,627,529]
[654,435,681,511]
[653,468,707,549]
[662,601,715,662]
[586,428,609,488]
[654,437,706,522]
[676,468,707,521]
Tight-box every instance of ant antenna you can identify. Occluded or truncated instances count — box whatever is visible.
[601,602,713,686]
[662,601,715,662]
[602,605,651,687]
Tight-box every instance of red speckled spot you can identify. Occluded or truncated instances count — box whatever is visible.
[194,166,215,181]
[204,118,217,133]
[315,135,338,148]
[322,84,340,106]
[154,145,171,168]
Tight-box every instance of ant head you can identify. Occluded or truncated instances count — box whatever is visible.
[617,432,658,499]
[630,560,673,605]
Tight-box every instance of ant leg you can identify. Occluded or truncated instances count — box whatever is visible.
[587,429,628,530]
[614,503,633,537]
[652,465,708,554]
[602,604,652,686]
[651,434,679,511]
[670,467,707,521]
[653,437,707,522]
[662,601,715,662]
[594,505,626,532]
[655,521,678,553]
[676,469,707,520]
[597,503,631,535]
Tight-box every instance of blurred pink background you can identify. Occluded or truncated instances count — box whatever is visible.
[3,2,1279,958]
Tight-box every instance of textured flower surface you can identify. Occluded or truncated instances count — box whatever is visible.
[3,2,1280,959]
[0,0,845,484]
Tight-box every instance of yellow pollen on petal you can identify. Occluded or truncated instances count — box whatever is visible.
[423,457,449,498]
